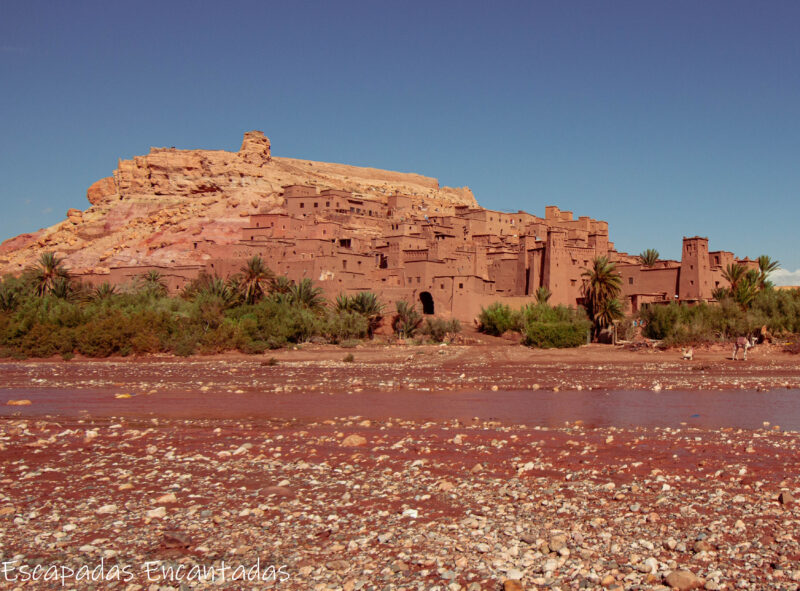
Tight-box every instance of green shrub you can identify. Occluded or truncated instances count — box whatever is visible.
[477,303,516,336]
[325,310,369,343]
[523,321,589,348]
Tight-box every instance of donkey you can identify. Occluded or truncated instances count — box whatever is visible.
[732,336,757,361]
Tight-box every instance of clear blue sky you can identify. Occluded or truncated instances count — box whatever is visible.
[2,1,799,282]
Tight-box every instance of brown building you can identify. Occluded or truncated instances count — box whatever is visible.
[75,187,757,322]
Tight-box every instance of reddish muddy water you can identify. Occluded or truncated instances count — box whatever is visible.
[2,386,799,430]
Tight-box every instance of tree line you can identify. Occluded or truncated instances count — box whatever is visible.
[0,253,459,358]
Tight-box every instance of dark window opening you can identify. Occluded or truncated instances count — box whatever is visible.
[628,277,633,284]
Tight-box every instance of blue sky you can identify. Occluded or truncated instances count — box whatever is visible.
[2,1,799,283]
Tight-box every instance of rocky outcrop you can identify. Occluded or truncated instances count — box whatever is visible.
[0,131,478,275]
[86,176,118,205]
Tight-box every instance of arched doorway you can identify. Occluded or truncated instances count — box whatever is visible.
[419,291,434,315]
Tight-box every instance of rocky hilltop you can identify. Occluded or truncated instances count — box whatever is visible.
[0,131,476,274]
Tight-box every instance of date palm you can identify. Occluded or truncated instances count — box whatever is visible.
[28,252,70,296]
[270,275,293,295]
[90,282,117,302]
[757,255,780,290]
[238,255,274,304]
[733,269,760,309]
[288,278,325,311]
[392,300,422,338]
[137,270,167,296]
[534,286,552,305]
[639,248,659,268]
[348,291,385,338]
[722,264,745,292]
[582,256,623,339]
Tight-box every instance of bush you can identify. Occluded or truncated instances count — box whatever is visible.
[325,310,369,343]
[523,321,589,348]
[638,298,787,346]
[420,318,461,342]
[477,303,516,336]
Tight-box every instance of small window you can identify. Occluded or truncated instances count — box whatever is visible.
[314,202,318,208]
[440,283,444,289]
[459,283,463,289]
[326,201,330,207]
[628,277,633,284]
[300,203,305,209]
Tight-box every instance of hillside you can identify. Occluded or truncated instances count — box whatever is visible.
[0,131,476,275]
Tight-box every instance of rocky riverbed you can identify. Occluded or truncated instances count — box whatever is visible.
[1,415,799,590]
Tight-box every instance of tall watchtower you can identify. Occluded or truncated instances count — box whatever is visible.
[679,236,712,301]
[543,228,569,305]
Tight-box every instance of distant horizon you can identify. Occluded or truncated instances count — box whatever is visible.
[2,1,799,285]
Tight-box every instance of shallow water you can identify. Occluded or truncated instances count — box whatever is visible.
[1,387,799,429]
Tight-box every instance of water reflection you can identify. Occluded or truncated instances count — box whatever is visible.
[1,387,799,430]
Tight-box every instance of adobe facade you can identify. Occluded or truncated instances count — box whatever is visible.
[79,184,758,321]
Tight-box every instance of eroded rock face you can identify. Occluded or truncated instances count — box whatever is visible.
[239,130,271,165]
[86,176,118,205]
[0,131,477,275]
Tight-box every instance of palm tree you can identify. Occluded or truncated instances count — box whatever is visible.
[137,270,167,296]
[582,256,623,339]
[197,274,238,307]
[757,255,780,290]
[349,291,385,338]
[0,282,20,312]
[237,256,274,304]
[722,263,745,292]
[594,297,623,331]
[711,286,731,301]
[288,278,325,311]
[27,252,70,296]
[90,282,117,302]
[639,248,659,268]
[534,286,551,305]
[335,293,352,312]
[733,269,760,310]
[392,300,422,338]
[270,275,293,295]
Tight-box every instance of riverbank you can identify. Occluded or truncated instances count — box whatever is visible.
[2,342,800,401]
[1,416,798,590]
